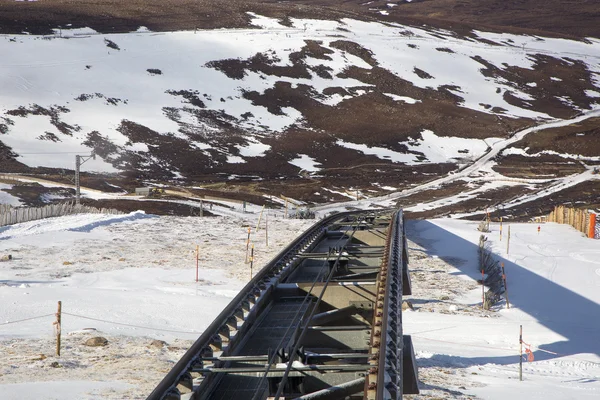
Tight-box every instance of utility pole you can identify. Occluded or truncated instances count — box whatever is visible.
[75,153,95,205]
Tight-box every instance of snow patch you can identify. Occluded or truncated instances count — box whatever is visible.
[289,154,321,172]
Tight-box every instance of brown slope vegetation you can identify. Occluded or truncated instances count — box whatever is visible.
[480,180,600,221]
[493,155,587,179]
[273,0,600,39]
[2,0,599,39]
[507,117,600,158]
[383,0,600,39]
[404,183,537,220]
[493,117,600,179]
[0,0,362,35]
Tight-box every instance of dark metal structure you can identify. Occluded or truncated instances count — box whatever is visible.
[148,209,418,400]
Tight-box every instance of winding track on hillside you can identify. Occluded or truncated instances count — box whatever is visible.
[313,108,600,215]
[147,209,418,400]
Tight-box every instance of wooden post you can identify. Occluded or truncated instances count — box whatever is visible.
[265,210,269,247]
[255,205,265,232]
[502,262,510,309]
[519,325,523,381]
[481,269,485,309]
[195,245,199,282]
[500,217,503,241]
[589,213,597,239]
[250,244,254,279]
[506,225,511,255]
[56,301,62,356]
[245,227,251,264]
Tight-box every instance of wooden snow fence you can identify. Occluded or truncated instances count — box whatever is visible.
[0,204,12,215]
[547,205,598,239]
[0,174,19,184]
[0,202,122,227]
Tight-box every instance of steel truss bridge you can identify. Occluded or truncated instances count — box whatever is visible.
[148,209,418,400]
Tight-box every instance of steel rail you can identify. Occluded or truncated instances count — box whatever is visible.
[147,210,369,400]
[376,210,404,400]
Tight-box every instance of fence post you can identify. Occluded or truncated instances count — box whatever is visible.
[245,227,251,263]
[481,269,485,309]
[195,245,199,282]
[589,213,597,239]
[256,205,265,232]
[250,244,254,279]
[499,217,503,241]
[55,301,62,356]
[502,262,510,309]
[265,211,269,247]
[519,325,523,381]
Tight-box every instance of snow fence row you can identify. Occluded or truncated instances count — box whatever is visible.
[0,202,122,227]
[547,205,598,239]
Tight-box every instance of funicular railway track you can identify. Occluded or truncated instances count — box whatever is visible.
[148,209,418,400]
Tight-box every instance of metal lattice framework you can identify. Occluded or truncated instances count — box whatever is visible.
[148,209,418,400]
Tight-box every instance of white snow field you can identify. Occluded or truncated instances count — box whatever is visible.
[404,219,600,399]
[0,211,598,399]
[0,211,314,399]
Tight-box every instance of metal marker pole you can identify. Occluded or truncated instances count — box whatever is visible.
[245,227,251,263]
[482,269,485,309]
[502,262,510,309]
[250,244,254,279]
[519,325,523,381]
[196,245,199,282]
[256,205,265,232]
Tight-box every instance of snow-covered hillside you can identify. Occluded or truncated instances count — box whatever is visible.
[1,14,599,183]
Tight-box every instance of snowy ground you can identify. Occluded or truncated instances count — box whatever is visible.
[0,212,598,399]
[0,211,313,399]
[404,219,600,399]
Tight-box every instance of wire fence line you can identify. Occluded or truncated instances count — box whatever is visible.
[62,312,200,334]
[0,313,55,326]
[0,308,199,335]
[413,334,600,366]
[0,202,122,227]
